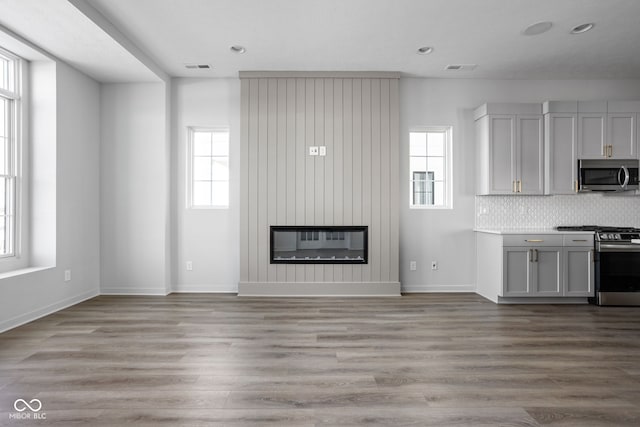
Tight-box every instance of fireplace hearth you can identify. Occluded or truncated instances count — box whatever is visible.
[270,226,368,264]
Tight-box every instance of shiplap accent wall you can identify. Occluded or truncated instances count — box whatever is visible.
[239,72,400,296]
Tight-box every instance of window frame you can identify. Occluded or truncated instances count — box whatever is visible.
[186,126,230,209]
[0,45,24,266]
[409,126,453,210]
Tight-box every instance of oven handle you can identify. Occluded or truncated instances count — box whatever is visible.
[598,243,640,252]
[618,166,630,189]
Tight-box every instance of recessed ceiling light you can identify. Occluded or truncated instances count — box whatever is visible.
[230,45,246,54]
[522,21,553,36]
[571,23,594,34]
[417,46,434,55]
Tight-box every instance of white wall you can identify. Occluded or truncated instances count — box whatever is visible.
[0,61,101,332]
[171,78,240,292]
[100,82,169,294]
[400,78,640,293]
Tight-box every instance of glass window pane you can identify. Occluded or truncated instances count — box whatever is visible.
[427,157,444,181]
[212,132,229,155]
[0,137,6,176]
[0,58,7,91]
[409,132,427,156]
[193,181,212,206]
[410,157,427,174]
[433,181,444,206]
[427,132,445,156]
[211,181,229,206]
[193,157,211,181]
[0,98,6,137]
[0,177,6,215]
[193,131,212,155]
[211,157,229,181]
[0,216,6,255]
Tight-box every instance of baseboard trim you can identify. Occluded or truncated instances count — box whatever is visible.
[496,296,590,304]
[402,284,476,293]
[100,287,169,296]
[238,281,401,296]
[0,289,99,333]
[171,284,238,293]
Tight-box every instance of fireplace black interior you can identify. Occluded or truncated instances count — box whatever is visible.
[270,226,368,264]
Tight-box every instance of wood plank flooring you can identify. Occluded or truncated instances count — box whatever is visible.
[1,293,640,426]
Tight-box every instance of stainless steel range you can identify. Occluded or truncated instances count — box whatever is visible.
[557,226,640,306]
[594,227,640,306]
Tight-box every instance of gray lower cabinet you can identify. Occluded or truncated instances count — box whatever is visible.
[563,246,594,296]
[503,246,562,297]
[476,232,594,303]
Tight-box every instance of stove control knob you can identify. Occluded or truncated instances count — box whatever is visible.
[615,234,621,240]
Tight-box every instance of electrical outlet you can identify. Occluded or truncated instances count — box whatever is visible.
[186,261,193,271]
[64,269,71,282]
[309,146,319,156]
[409,261,417,271]
[431,261,438,270]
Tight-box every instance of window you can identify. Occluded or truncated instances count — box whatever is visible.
[0,47,21,257]
[409,126,452,208]
[187,128,229,208]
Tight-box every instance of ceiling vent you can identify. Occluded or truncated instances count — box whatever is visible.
[184,64,211,69]
[445,64,477,71]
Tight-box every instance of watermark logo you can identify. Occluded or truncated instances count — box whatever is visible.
[9,399,46,420]
[14,399,42,412]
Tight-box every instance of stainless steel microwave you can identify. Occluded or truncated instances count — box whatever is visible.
[578,159,639,192]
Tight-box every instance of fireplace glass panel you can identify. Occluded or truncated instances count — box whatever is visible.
[271,226,368,264]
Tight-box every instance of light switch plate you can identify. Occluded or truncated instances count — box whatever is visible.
[309,146,319,156]
[319,146,326,156]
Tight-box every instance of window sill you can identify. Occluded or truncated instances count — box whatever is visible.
[410,205,453,210]
[0,266,55,280]
[187,206,230,210]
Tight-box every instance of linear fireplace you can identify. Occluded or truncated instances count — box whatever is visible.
[270,226,368,264]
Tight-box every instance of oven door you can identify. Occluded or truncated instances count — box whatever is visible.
[596,245,640,305]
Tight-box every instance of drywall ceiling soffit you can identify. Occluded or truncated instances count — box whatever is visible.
[0,0,160,82]
[86,0,640,79]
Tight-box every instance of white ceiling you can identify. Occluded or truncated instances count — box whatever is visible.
[0,0,158,82]
[3,0,640,81]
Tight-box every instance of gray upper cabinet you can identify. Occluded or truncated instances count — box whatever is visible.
[544,102,578,195]
[607,102,638,159]
[578,113,607,158]
[577,101,638,159]
[475,103,543,195]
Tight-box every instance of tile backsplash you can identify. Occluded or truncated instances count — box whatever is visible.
[476,193,640,229]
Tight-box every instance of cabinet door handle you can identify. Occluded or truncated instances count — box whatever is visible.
[574,179,579,193]
[534,249,538,262]
[512,180,516,193]
[608,144,613,157]
[572,239,588,242]
[525,239,544,242]
[529,249,533,262]
[518,180,522,193]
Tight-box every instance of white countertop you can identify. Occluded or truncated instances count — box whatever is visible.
[474,228,596,235]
